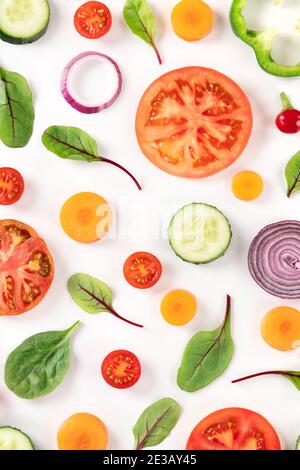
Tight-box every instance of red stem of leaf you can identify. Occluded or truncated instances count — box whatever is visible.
[232,371,286,384]
[107,305,144,329]
[101,157,142,190]
[153,42,162,65]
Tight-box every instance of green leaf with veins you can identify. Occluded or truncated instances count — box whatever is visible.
[285,151,300,198]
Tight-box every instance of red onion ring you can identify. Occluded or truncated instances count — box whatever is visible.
[248,220,300,299]
[61,51,122,114]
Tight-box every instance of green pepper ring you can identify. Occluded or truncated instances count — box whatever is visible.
[230,0,300,77]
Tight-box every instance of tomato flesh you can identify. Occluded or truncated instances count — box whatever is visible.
[101,350,141,389]
[0,220,54,315]
[0,168,24,205]
[123,252,162,289]
[136,67,252,178]
[186,408,281,450]
[74,1,112,39]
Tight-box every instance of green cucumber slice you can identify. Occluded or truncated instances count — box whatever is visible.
[168,203,232,264]
[0,0,50,45]
[0,426,34,450]
[296,436,300,450]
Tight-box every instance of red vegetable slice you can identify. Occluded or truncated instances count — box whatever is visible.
[101,350,141,389]
[0,168,24,205]
[123,252,162,289]
[74,1,112,39]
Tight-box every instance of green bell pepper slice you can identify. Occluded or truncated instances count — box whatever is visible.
[230,0,300,77]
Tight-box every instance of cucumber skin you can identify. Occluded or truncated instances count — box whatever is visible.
[168,203,232,265]
[0,0,50,45]
[0,426,35,450]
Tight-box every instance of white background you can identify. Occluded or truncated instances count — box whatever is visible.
[0,0,300,451]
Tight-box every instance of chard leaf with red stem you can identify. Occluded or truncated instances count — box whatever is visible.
[232,370,300,391]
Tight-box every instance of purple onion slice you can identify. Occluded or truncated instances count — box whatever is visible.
[248,220,300,299]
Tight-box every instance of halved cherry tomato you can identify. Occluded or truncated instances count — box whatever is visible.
[186,408,281,450]
[101,350,141,389]
[74,1,112,39]
[136,67,252,178]
[123,252,162,289]
[0,168,24,205]
[0,220,54,315]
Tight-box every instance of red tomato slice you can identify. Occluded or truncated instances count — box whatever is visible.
[186,408,281,450]
[0,168,24,205]
[0,220,54,315]
[74,1,112,39]
[101,350,141,389]
[123,252,162,289]
[136,67,253,178]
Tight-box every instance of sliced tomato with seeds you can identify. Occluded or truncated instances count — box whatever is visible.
[136,67,253,178]
[123,252,162,289]
[0,220,54,315]
[101,350,141,389]
[74,1,112,39]
[186,408,281,450]
[0,168,24,205]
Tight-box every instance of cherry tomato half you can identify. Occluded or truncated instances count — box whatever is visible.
[0,168,24,205]
[101,350,141,389]
[74,1,112,39]
[123,252,162,289]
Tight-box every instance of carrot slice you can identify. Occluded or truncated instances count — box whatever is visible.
[261,307,300,351]
[160,289,197,326]
[57,413,108,450]
[231,171,263,201]
[171,0,213,42]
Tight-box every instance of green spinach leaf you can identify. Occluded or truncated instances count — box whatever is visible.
[233,370,300,391]
[177,295,234,392]
[0,67,34,148]
[133,398,180,450]
[4,321,81,399]
[285,151,300,197]
[123,0,162,64]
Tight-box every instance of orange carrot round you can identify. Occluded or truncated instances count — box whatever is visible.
[160,289,197,326]
[261,306,300,351]
[171,0,213,42]
[57,413,108,450]
[231,171,263,201]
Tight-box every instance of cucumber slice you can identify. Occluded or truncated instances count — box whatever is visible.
[0,426,34,450]
[296,436,300,450]
[0,0,50,45]
[168,203,232,264]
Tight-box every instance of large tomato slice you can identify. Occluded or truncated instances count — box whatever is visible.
[136,67,252,178]
[0,220,54,315]
[186,408,281,450]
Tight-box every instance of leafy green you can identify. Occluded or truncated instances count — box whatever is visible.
[68,273,144,328]
[0,67,34,148]
[285,151,300,198]
[133,398,180,450]
[123,0,162,64]
[4,322,81,399]
[177,295,233,392]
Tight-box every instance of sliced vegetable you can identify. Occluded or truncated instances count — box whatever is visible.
[74,2,112,39]
[0,0,50,45]
[248,221,300,299]
[296,436,300,450]
[233,370,300,391]
[0,220,54,315]
[276,93,300,134]
[133,398,180,450]
[171,0,213,42]
[4,321,80,399]
[231,171,263,201]
[123,0,162,65]
[285,151,300,198]
[60,192,112,244]
[123,252,162,289]
[101,350,141,389]
[230,0,300,77]
[0,67,34,148]
[68,273,144,328]
[160,289,197,326]
[177,295,233,392]
[168,203,232,264]
[186,408,281,450]
[0,427,34,450]
[261,307,300,351]
[0,168,24,205]
[136,67,252,178]
[42,126,141,190]
[57,413,108,450]
[61,52,122,114]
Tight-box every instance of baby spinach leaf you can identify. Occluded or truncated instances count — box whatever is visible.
[133,398,180,450]
[285,151,300,197]
[123,0,162,64]
[4,322,81,399]
[233,370,300,391]
[0,67,34,148]
[177,295,233,392]
[68,273,144,328]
